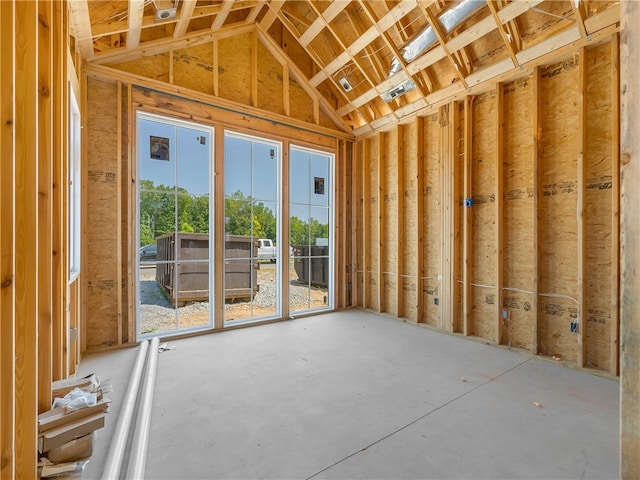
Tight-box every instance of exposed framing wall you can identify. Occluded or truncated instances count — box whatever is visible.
[81,68,351,351]
[351,39,620,376]
[0,1,74,477]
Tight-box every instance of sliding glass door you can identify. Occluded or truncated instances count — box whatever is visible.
[137,112,214,338]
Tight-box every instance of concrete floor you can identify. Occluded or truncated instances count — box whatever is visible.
[78,310,619,479]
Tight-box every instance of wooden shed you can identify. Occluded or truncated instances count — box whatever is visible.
[0,0,638,477]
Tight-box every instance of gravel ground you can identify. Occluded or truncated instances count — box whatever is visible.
[139,264,327,334]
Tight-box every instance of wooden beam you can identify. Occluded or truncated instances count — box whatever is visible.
[378,132,386,314]
[126,84,135,345]
[362,139,370,309]
[486,0,519,68]
[245,3,263,24]
[37,0,53,415]
[338,139,348,309]
[309,0,417,86]
[14,1,39,476]
[619,2,640,476]
[396,124,405,319]
[173,0,198,38]
[463,96,472,336]
[577,47,587,367]
[299,1,348,47]
[214,126,225,330]
[116,82,123,345]
[571,0,588,40]
[127,0,145,49]
[281,140,291,319]
[0,0,15,476]
[415,117,425,323]
[256,28,352,133]
[533,66,541,355]
[610,32,620,377]
[258,0,285,32]
[211,0,234,30]
[84,62,353,142]
[251,29,258,108]
[496,83,504,345]
[68,0,93,59]
[90,22,255,65]
[420,4,469,86]
[352,140,362,307]
[52,0,69,380]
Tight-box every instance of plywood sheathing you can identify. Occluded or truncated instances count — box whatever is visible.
[352,41,619,373]
[502,75,536,352]
[402,121,418,322]
[382,129,398,316]
[423,114,441,326]
[538,55,580,363]
[470,91,498,342]
[584,42,614,372]
[85,77,121,350]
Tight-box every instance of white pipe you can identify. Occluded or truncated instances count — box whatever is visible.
[101,340,149,480]
[126,336,161,480]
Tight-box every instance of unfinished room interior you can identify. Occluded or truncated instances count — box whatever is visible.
[1,0,639,478]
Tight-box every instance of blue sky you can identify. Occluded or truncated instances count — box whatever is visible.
[138,116,331,236]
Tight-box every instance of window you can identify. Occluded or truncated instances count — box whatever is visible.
[69,88,81,281]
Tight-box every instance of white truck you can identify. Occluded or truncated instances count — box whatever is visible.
[257,238,276,262]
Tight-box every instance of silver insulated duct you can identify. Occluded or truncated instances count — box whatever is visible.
[388,0,486,77]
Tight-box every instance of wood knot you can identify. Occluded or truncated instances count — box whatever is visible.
[40,86,50,97]
[1,276,12,288]
[621,153,631,166]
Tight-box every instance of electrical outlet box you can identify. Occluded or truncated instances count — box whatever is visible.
[501,309,510,320]
[570,321,579,333]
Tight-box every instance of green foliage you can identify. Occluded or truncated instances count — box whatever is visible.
[139,183,329,249]
[139,180,209,246]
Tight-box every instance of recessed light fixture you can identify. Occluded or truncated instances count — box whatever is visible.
[338,77,353,92]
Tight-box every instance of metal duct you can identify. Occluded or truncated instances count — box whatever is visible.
[388,0,486,77]
[101,340,149,480]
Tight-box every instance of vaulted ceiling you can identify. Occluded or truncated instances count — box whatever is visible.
[69,0,620,135]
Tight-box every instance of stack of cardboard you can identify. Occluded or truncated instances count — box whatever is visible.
[38,374,111,478]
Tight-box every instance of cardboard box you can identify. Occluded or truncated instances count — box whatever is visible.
[45,433,94,464]
[38,413,105,453]
[51,374,99,398]
[38,400,110,433]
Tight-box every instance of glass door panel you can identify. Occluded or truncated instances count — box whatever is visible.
[289,147,333,315]
[224,132,281,326]
[137,113,214,338]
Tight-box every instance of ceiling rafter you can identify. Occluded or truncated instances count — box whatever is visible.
[310,0,418,87]
[358,0,431,102]
[69,0,94,58]
[571,0,589,40]
[255,27,352,132]
[304,2,383,93]
[259,0,285,31]
[245,3,264,24]
[299,1,349,47]
[211,0,235,30]
[486,0,519,67]
[127,0,145,49]
[338,0,548,119]
[173,0,198,39]
[91,3,261,38]
[418,3,469,88]
[388,1,436,94]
